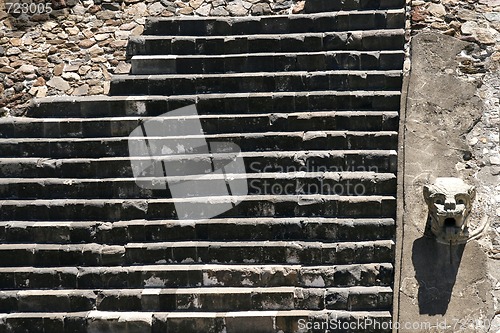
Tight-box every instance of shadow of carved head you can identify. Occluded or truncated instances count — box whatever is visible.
[423,177,476,243]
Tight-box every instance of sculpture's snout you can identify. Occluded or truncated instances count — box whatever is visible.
[444,197,456,210]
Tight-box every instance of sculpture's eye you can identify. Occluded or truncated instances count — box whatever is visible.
[455,194,467,205]
[434,198,444,205]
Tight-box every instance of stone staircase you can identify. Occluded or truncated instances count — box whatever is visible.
[0,0,405,331]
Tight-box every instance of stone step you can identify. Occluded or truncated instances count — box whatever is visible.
[28,92,401,118]
[0,195,396,221]
[1,6,404,327]
[0,310,393,333]
[143,10,404,36]
[126,30,405,58]
[0,111,400,138]
[130,51,405,75]
[0,240,394,267]
[305,0,405,13]
[0,286,392,313]
[0,263,394,289]
[0,150,398,178]
[0,218,396,244]
[0,131,398,158]
[110,71,402,96]
[0,172,396,199]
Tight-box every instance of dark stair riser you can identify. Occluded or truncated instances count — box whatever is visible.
[304,0,405,13]
[28,93,401,118]
[0,218,396,244]
[0,288,392,313]
[127,31,404,57]
[0,133,398,158]
[142,11,404,36]
[0,152,398,178]
[130,52,405,75]
[0,112,400,138]
[0,174,397,199]
[0,312,393,333]
[0,263,394,289]
[0,196,397,221]
[0,240,394,267]
[110,72,403,96]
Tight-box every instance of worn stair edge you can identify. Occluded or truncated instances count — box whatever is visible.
[129,51,405,75]
[0,310,393,333]
[28,92,402,118]
[0,131,398,158]
[126,30,405,57]
[0,172,397,199]
[0,239,395,267]
[0,111,400,138]
[110,71,403,96]
[0,150,399,178]
[142,9,405,35]
[304,0,405,13]
[0,286,393,312]
[0,263,394,289]
[0,195,397,221]
[0,217,396,244]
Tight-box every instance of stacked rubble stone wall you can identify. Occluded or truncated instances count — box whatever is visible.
[0,0,303,114]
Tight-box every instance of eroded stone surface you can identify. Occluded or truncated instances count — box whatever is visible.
[409,0,500,329]
[397,32,496,333]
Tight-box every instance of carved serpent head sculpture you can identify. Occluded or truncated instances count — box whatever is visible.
[423,177,476,244]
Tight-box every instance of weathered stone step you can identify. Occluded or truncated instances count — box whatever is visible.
[0,263,393,289]
[0,240,394,267]
[126,30,405,58]
[0,286,392,313]
[0,218,396,244]
[305,0,405,13]
[143,10,404,36]
[130,51,405,75]
[0,111,399,138]
[0,150,398,178]
[1,4,404,326]
[110,71,402,96]
[0,310,393,333]
[0,195,396,221]
[29,92,401,118]
[0,150,397,178]
[0,172,396,199]
[0,131,398,158]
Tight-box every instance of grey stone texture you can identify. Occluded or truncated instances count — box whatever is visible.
[395,32,495,333]
[0,0,409,331]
